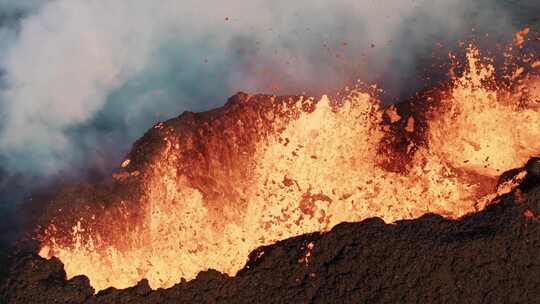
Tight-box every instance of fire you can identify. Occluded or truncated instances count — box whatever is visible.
[37,33,540,292]
[428,47,540,179]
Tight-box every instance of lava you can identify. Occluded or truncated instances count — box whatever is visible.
[37,31,540,292]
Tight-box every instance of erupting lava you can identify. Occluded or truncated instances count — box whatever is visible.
[37,33,540,292]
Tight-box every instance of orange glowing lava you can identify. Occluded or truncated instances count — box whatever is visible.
[38,33,540,292]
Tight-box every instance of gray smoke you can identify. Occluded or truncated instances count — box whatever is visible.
[0,0,529,178]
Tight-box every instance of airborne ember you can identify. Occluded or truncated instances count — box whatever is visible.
[36,32,540,292]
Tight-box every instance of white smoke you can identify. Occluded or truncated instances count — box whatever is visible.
[0,0,519,175]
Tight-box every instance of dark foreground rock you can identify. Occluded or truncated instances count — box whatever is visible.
[3,181,540,303]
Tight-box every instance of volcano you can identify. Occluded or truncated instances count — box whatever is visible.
[2,32,540,303]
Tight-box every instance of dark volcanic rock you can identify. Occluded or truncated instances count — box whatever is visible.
[1,253,93,303]
[3,183,540,303]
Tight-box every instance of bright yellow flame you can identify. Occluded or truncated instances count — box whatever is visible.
[38,43,540,292]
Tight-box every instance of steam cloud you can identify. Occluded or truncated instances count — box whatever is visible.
[0,0,527,178]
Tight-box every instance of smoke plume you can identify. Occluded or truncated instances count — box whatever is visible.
[0,0,532,183]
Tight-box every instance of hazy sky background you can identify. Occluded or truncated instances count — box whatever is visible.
[0,0,533,180]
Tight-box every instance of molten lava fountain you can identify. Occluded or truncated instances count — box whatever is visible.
[38,35,540,292]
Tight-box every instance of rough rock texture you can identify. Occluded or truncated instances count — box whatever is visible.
[3,178,540,303]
